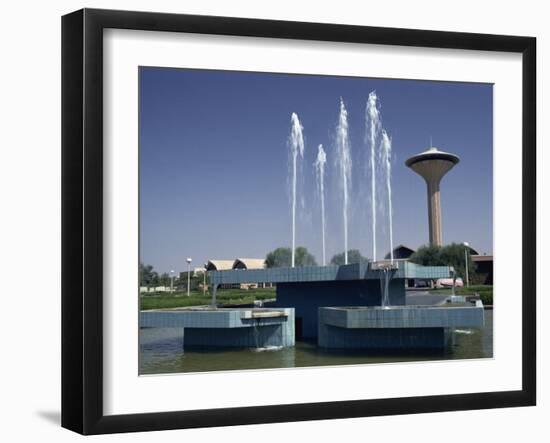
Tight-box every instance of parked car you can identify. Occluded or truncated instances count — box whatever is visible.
[435,277,464,288]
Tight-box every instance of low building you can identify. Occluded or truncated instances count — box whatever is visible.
[233,258,266,270]
[471,255,493,285]
[384,244,416,260]
[139,286,171,293]
[205,260,236,288]
[193,267,206,275]
[205,260,234,271]
[205,258,272,289]
[232,258,271,288]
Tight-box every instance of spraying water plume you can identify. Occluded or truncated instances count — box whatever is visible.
[380,129,394,263]
[335,98,352,265]
[315,144,327,266]
[289,112,305,268]
[366,91,381,261]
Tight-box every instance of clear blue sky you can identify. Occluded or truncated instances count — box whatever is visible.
[139,67,493,274]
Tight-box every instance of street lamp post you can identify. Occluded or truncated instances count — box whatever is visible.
[203,263,206,297]
[463,242,470,288]
[186,258,192,297]
[170,269,175,293]
[450,266,456,297]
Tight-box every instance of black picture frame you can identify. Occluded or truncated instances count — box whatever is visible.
[61,8,536,435]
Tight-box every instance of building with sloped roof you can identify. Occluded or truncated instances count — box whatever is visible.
[384,244,416,260]
[232,258,270,288]
[205,258,270,289]
[205,260,234,271]
[233,258,266,270]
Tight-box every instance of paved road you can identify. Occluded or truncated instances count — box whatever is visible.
[405,291,449,306]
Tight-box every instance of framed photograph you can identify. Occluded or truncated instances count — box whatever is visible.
[62,8,536,435]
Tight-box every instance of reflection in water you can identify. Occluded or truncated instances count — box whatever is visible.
[139,311,493,375]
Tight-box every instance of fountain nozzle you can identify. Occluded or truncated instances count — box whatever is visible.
[369,260,399,271]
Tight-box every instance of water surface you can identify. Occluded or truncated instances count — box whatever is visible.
[139,310,493,375]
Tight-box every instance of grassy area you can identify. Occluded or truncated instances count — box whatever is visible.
[431,285,493,305]
[140,287,276,310]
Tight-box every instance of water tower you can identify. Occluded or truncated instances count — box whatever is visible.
[406,146,460,246]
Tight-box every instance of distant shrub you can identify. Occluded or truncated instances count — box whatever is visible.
[410,243,476,279]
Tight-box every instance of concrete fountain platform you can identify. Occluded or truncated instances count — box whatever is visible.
[318,300,484,349]
[140,307,295,348]
[208,261,453,338]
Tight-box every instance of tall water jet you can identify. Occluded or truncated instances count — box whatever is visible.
[289,113,305,268]
[315,144,327,266]
[335,98,352,265]
[380,129,394,263]
[366,91,381,261]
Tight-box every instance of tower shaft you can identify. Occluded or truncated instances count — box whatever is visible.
[406,148,459,247]
[426,178,442,246]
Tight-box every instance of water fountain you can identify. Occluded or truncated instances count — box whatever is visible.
[364,93,397,307]
[369,259,399,309]
[289,112,305,268]
[335,98,352,264]
[366,91,381,261]
[315,144,327,266]
[141,92,484,352]
[380,129,394,263]
[379,269,391,308]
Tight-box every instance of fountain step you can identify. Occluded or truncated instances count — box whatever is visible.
[318,303,484,349]
[141,308,293,329]
[319,303,484,329]
[141,307,295,348]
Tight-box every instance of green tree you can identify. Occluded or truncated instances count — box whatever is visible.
[330,249,368,266]
[410,243,476,279]
[265,247,317,267]
[159,272,171,287]
[440,243,477,280]
[139,263,158,288]
[410,244,443,266]
[295,246,317,266]
[266,248,291,267]
[150,272,160,287]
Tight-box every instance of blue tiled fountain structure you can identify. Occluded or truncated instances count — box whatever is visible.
[208,261,484,349]
[140,262,484,350]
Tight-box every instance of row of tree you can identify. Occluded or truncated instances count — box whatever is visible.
[140,242,475,287]
[265,247,368,268]
[140,263,209,291]
[141,247,369,285]
[264,243,476,280]
[139,263,174,287]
